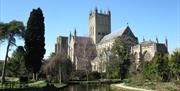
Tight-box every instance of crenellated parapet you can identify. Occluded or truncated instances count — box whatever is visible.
[89,8,111,17]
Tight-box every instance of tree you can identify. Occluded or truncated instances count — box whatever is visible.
[143,53,170,81]
[143,61,156,81]
[42,53,72,83]
[156,53,170,81]
[111,37,132,80]
[74,37,96,81]
[25,8,46,80]
[7,46,28,77]
[0,61,3,76]
[81,39,94,81]
[170,48,180,81]
[108,55,120,79]
[0,21,24,83]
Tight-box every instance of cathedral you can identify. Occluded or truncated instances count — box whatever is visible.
[55,8,168,72]
[131,38,168,70]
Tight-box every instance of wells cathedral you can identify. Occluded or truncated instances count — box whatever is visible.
[55,8,168,72]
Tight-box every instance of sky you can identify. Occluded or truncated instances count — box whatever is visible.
[0,0,180,60]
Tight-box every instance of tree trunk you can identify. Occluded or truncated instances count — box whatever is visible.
[32,73,38,81]
[86,70,88,81]
[32,73,35,81]
[36,73,38,81]
[59,67,62,84]
[177,75,179,81]
[1,37,11,84]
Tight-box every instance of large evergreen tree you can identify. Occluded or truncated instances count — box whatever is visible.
[25,8,46,80]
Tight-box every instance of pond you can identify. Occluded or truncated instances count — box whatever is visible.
[60,84,128,91]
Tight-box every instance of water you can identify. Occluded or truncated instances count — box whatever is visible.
[60,84,128,91]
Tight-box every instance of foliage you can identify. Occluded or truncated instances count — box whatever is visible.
[170,49,180,81]
[0,21,25,42]
[42,53,73,83]
[24,8,46,80]
[143,61,157,81]
[88,71,101,80]
[156,53,170,81]
[70,70,87,81]
[107,56,120,79]
[143,53,170,82]
[110,37,132,80]
[0,20,24,83]
[128,73,145,86]
[70,71,101,81]
[127,48,180,91]
[6,46,28,77]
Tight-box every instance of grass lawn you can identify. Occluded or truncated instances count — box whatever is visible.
[125,74,180,91]
[54,83,67,88]
[125,80,180,91]
[0,80,67,89]
[111,84,133,91]
[28,80,47,88]
[29,80,67,88]
[0,81,20,89]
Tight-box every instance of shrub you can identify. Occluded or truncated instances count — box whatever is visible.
[70,70,86,81]
[88,71,101,80]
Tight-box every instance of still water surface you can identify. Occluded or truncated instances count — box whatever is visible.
[60,84,128,91]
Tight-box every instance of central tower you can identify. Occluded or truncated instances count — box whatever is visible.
[89,8,111,44]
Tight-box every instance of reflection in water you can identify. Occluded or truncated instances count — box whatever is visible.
[60,84,127,91]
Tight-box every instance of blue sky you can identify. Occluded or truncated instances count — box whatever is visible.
[0,0,180,60]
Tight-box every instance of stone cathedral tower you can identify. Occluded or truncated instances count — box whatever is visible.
[89,8,111,44]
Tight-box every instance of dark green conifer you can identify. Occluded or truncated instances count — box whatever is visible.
[25,8,46,80]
